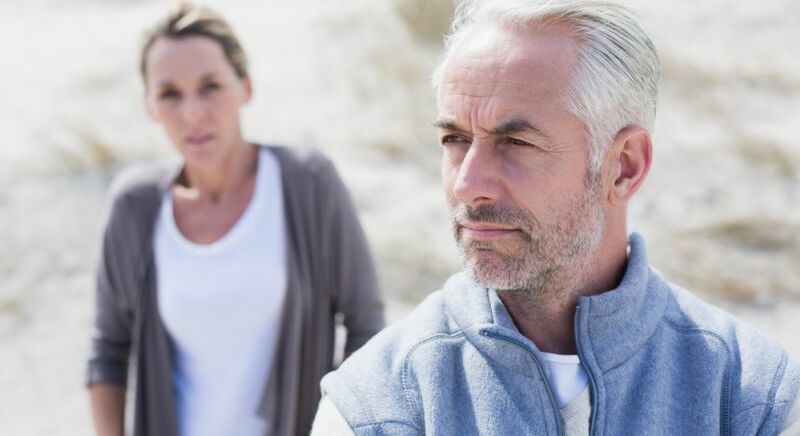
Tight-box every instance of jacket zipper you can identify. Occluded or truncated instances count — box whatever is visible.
[574,304,598,435]
[480,330,565,436]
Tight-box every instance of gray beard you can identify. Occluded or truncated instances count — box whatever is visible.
[451,173,605,296]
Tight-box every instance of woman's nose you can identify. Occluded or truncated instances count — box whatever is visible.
[181,95,206,125]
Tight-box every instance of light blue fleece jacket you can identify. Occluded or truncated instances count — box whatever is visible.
[321,233,799,435]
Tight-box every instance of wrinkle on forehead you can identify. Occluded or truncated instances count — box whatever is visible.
[441,22,579,101]
[438,22,583,138]
[443,70,536,101]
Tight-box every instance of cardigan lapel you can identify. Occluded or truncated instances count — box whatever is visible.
[132,163,180,436]
[258,145,307,436]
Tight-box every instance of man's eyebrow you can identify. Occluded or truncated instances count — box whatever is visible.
[432,118,463,131]
[490,118,547,138]
[433,117,547,139]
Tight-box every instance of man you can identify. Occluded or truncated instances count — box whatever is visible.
[312,0,800,434]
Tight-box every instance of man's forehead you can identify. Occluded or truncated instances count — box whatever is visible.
[440,22,579,106]
[450,22,578,72]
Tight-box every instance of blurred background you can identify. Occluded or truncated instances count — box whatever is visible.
[0,0,798,433]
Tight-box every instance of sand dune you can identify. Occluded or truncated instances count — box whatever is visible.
[0,0,798,434]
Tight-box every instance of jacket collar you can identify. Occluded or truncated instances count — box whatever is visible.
[575,233,670,371]
[443,232,669,373]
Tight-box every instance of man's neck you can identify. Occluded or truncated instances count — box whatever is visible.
[498,288,582,354]
[497,236,629,355]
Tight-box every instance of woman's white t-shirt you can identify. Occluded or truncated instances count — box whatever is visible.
[155,148,286,436]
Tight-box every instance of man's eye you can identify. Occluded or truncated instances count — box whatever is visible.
[506,137,533,147]
[441,134,468,145]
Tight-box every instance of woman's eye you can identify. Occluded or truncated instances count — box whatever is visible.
[202,82,220,92]
[159,90,180,100]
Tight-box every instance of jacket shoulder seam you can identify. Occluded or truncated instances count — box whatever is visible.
[401,331,466,431]
[735,398,793,417]
[662,317,734,434]
[755,351,788,436]
[351,420,419,431]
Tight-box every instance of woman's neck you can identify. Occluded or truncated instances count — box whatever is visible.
[178,141,258,203]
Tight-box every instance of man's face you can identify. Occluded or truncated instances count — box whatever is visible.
[437,23,607,293]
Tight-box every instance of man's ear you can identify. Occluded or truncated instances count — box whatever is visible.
[605,126,652,206]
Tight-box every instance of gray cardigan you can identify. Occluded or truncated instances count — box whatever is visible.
[86,145,385,436]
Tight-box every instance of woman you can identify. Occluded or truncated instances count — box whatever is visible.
[85,4,385,436]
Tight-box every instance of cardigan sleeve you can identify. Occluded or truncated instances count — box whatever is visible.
[86,190,134,386]
[317,159,386,354]
[85,169,157,387]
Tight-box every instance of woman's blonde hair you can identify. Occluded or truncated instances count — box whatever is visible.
[139,3,248,85]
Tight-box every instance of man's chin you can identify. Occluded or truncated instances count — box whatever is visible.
[461,252,527,290]
[461,239,527,257]
[466,268,525,292]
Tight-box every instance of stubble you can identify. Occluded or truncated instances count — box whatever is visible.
[451,173,605,296]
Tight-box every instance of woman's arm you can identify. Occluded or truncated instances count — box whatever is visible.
[86,177,141,435]
[89,384,126,436]
[319,160,386,354]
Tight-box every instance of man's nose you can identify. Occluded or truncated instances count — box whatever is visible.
[452,142,502,206]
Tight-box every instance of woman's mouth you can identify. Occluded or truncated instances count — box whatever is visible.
[185,133,214,146]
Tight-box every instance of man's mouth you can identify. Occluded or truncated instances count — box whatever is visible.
[460,222,520,241]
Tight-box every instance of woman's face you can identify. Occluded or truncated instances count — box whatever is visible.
[144,35,251,166]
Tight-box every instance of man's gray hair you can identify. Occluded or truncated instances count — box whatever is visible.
[432,0,660,172]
